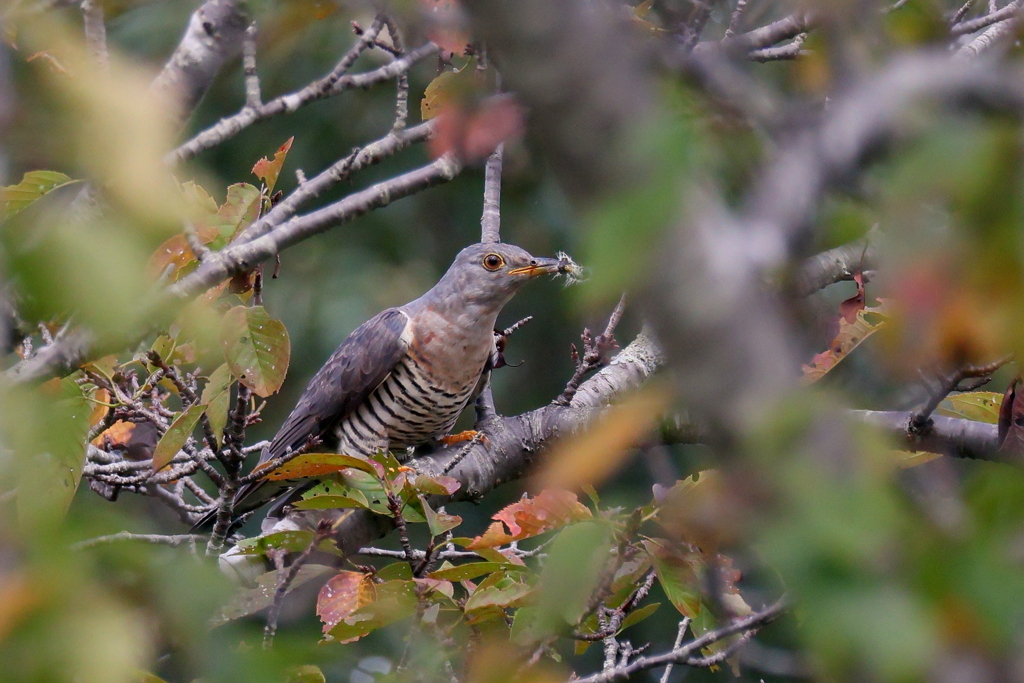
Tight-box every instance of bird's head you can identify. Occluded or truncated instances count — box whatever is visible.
[437,242,577,309]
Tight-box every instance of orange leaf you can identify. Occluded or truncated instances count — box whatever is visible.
[316,571,376,634]
[802,300,892,384]
[147,227,219,281]
[466,490,592,549]
[252,137,294,195]
[91,420,135,448]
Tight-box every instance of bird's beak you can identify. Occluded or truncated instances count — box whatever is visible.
[508,256,565,278]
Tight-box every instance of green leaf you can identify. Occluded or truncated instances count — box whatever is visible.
[464,570,533,623]
[428,562,505,582]
[220,305,290,397]
[256,452,385,480]
[420,495,462,537]
[235,530,315,556]
[207,183,262,245]
[7,379,90,530]
[252,137,294,196]
[151,403,207,470]
[1,170,75,219]
[200,364,232,447]
[937,391,1003,424]
[535,521,612,628]
[286,666,326,683]
[644,539,702,619]
[377,563,414,581]
[618,602,661,632]
[292,495,370,511]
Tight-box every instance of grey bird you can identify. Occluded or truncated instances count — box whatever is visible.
[194,242,570,529]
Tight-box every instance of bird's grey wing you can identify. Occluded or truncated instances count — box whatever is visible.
[260,307,411,465]
[191,308,409,530]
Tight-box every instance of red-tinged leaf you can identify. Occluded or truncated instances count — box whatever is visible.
[316,571,376,633]
[1,170,74,219]
[420,495,462,536]
[472,546,527,567]
[209,183,262,244]
[200,364,232,447]
[405,472,461,496]
[255,452,384,480]
[428,95,526,163]
[151,403,207,470]
[936,391,1003,424]
[414,577,455,600]
[147,227,219,281]
[466,490,592,549]
[418,0,469,54]
[220,305,290,397]
[838,272,866,325]
[252,137,294,195]
[802,301,892,384]
[644,539,703,619]
[428,562,504,582]
[999,377,1024,454]
[327,580,418,643]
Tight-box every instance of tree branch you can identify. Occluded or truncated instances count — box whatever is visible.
[168,154,462,300]
[150,0,249,126]
[480,144,503,244]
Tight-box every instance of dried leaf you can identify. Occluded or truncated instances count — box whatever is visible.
[838,272,867,325]
[327,580,418,643]
[316,571,376,633]
[466,490,592,549]
[1,170,75,219]
[802,301,892,383]
[220,305,290,397]
[536,386,672,490]
[252,137,294,196]
[151,403,207,470]
[91,420,135,448]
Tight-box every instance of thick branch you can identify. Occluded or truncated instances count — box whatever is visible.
[795,230,880,297]
[480,144,503,243]
[274,332,663,555]
[151,0,249,125]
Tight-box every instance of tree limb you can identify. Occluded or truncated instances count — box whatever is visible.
[150,0,249,127]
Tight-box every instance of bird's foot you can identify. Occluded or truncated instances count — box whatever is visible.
[440,430,489,447]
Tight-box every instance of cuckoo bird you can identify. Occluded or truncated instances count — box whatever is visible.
[195,242,573,529]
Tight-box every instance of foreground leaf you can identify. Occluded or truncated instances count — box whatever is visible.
[257,452,384,480]
[220,305,290,397]
[1,170,75,219]
[151,403,206,470]
[466,490,592,549]
[200,364,232,447]
[327,580,418,643]
[802,301,892,383]
[316,571,376,633]
[213,564,333,626]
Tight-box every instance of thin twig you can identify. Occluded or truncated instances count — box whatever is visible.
[658,619,691,683]
[80,0,109,71]
[556,294,626,406]
[263,521,331,649]
[480,144,503,244]
[242,23,261,108]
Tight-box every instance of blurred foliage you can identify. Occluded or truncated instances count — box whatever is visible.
[4,1,1024,683]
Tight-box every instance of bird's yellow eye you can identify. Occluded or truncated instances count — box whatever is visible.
[482,253,504,271]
